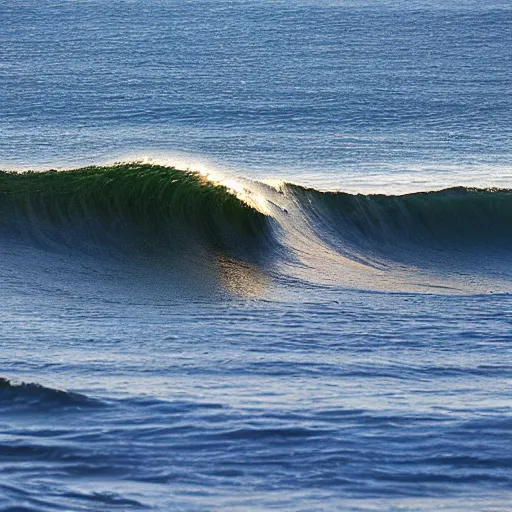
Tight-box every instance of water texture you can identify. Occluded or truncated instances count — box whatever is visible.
[1,1,511,511]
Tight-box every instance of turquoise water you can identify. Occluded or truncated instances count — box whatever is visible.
[1,1,511,511]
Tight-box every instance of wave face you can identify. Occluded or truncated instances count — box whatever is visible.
[287,184,512,251]
[0,164,270,259]
[281,183,512,291]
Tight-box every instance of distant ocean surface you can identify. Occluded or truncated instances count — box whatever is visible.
[1,1,512,511]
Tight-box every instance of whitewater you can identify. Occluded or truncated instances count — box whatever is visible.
[1,1,512,511]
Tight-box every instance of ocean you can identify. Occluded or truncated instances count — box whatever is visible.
[1,1,511,510]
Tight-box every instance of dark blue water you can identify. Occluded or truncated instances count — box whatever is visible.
[1,1,512,510]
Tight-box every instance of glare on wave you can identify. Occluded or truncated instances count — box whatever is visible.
[199,170,272,216]
[103,152,273,215]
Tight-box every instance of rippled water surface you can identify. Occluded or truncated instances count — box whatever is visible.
[2,0,511,191]
[1,0,512,510]
[3,278,512,511]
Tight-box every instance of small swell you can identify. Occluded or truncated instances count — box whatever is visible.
[0,377,102,411]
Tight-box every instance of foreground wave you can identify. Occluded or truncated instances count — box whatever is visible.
[1,163,511,293]
[0,377,101,410]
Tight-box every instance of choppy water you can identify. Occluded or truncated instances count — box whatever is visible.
[1,1,512,511]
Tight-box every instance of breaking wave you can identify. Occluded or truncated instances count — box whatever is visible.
[1,163,511,293]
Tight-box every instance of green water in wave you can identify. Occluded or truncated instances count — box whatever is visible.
[0,163,269,244]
